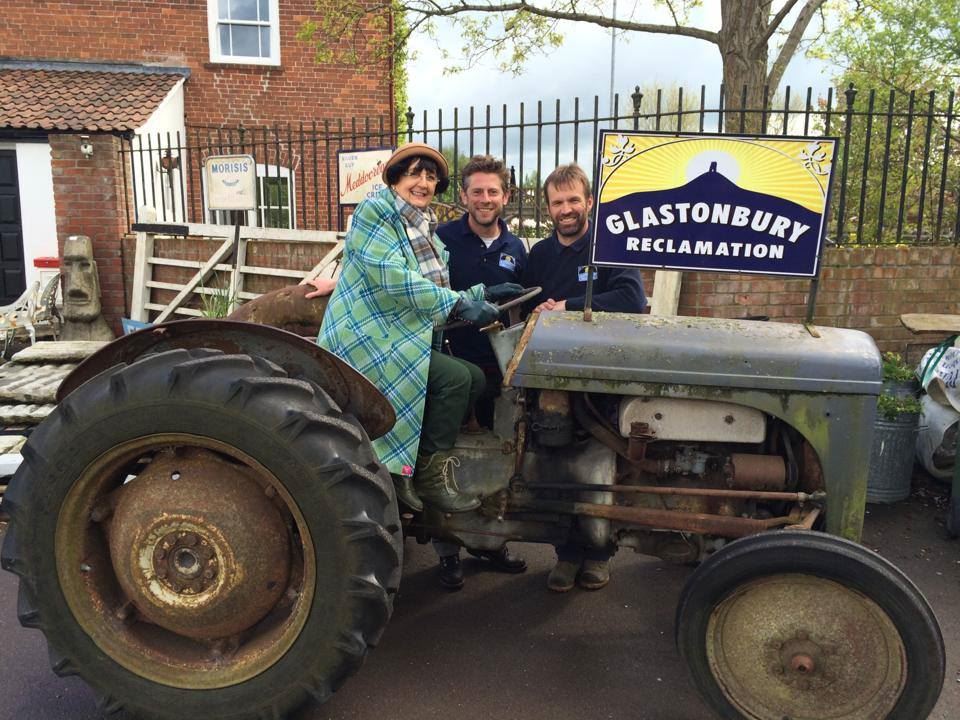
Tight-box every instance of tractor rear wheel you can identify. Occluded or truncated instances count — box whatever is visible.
[1,348,401,719]
[676,530,944,720]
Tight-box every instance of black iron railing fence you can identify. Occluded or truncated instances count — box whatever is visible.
[122,83,959,245]
[122,117,395,232]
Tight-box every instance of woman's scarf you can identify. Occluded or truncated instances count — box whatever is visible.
[393,190,450,289]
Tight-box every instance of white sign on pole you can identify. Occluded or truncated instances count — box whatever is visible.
[204,154,257,211]
[338,148,392,205]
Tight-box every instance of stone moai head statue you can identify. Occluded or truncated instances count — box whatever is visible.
[62,234,102,322]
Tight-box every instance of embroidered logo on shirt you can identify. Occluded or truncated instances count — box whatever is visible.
[499,253,516,271]
[577,265,598,282]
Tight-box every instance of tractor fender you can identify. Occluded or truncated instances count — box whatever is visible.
[56,318,396,440]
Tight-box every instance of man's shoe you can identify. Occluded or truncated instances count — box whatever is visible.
[577,559,610,590]
[414,451,480,513]
[392,474,423,512]
[546,559,580,593]
[468,546,528,573]
[438,554,464,591]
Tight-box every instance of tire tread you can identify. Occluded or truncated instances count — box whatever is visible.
[1,348,401,720]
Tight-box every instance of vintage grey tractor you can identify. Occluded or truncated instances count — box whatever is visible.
[0,284,946,720]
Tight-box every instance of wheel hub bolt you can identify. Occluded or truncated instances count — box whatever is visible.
[790,653,816,674]
[175,548,202,578]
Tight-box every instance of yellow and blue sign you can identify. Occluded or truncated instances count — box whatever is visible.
[591,132,837,277]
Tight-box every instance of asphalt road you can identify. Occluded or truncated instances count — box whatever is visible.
[1,482,958,720]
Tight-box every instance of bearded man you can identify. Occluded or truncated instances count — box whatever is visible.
[521,163,646,593]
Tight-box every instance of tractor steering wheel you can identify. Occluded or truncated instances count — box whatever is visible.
[438,286,542,332]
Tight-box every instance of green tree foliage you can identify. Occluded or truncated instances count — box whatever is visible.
[298,1,830,122]
[297,1,409,132]
[818,0,960,243]
[392,2,411,134]
[822,0,959,93]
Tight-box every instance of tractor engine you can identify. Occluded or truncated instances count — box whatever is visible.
[518,386,811,563]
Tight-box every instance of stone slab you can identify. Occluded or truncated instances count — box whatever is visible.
[0,452,22,479]
[0,363,76,403]
[0,435,26,454]
[0,403,55,425]
[10,340,108,363]
[900,314,960,334]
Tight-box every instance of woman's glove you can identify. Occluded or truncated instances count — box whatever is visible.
[454,297,500,326]
[484,282,525,303]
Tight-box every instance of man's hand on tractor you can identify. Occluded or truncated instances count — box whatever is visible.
[454,297,500,326]
[535,298,566,313]
[484,282,525,303]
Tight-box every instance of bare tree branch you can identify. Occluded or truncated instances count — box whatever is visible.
[300,0,833,107]
[414,1,720,43]
[755,0,800,49]
[766,0,826,91]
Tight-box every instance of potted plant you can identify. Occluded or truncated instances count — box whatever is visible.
[868,352,922,502]
[878,352,923,419]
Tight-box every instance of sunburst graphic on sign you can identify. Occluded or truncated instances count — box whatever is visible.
[598,136,834,213]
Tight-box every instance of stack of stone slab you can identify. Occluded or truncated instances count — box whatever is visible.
[0,341,107,499]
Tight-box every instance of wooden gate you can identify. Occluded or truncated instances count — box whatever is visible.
[130,222,344,323]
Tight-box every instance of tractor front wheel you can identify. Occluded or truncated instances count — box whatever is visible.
[676,530,944,720]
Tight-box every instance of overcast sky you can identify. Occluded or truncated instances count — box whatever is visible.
[406,2,835,116]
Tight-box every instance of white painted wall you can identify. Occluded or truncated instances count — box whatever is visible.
[133,78,187,222]
[0,141,59,293]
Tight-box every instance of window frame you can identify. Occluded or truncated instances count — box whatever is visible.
[207,0,281,66]
[256,167,296,229]
[205,163,296,229]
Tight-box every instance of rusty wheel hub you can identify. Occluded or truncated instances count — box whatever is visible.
[773,632,830,688]
[153,530,219,594]
[108,448,291,639]
[706,574,906,719]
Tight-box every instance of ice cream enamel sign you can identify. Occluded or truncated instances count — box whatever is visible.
[591,133,837,277]
[204,154,257,211]
[338,148,392,205]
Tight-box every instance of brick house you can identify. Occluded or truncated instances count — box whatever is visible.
[0,0,395,326]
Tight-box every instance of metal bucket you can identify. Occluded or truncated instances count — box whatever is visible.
[867,413,920,503]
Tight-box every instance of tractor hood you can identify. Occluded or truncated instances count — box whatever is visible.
[507,312,882,396]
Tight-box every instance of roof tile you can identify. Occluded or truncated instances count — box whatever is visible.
[0,68,184,132]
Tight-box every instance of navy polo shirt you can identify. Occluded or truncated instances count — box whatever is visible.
[438,213,528,369]
[521,224,647,313]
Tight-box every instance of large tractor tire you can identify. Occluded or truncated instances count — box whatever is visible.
[676,530,944,720]
[0,348,402,719]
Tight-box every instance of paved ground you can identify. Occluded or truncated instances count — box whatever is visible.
[0,478,958,720]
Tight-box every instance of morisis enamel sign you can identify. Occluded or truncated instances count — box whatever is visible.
[590,132,837,277]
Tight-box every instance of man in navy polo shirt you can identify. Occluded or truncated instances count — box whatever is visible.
[432,155,529,590]
[438,155,528,394]
[523,163,646,316]
[522,162,647,593]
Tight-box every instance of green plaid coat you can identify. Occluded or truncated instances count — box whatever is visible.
[317,188,484,476]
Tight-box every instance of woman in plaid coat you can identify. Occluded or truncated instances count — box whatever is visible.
[315,143,520,513]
